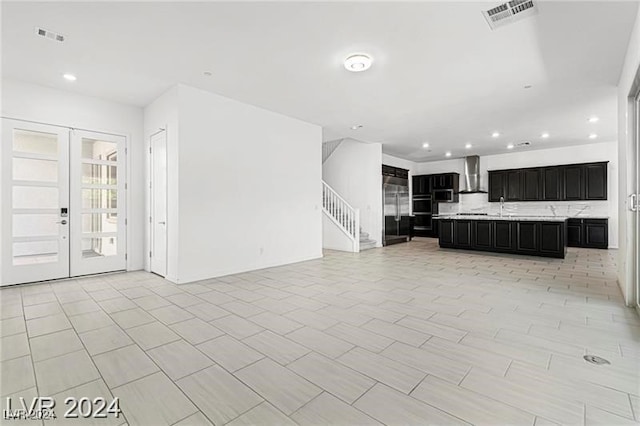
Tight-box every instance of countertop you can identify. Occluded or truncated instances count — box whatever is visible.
[433,215,568,222]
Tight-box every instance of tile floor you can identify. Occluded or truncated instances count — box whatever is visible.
[1,238,639,425]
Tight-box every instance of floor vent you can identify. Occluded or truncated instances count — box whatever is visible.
[583,355,610,365]
[35,27,65,43]
[483,0,538,30]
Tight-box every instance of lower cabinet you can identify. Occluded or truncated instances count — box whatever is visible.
[438,219,567,258]
[566,218,608,249]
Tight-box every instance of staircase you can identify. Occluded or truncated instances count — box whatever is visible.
[322,180,376,252]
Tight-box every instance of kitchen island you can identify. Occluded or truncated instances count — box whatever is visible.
[435,215,568,259]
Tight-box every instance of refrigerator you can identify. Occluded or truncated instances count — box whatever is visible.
[383,175,411,246]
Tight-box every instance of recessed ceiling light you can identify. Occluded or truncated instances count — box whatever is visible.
[589,133,598,139]
[541,132,550,139]
[588,116,599,123]
[492,132,500,138]
[422,142,430,148]
[445,151,452,157]
[203,71,212,77]
[465,143,472,149]
[344,54,372,72]
[63,73,77,81]
[350,124,363,130]
[507,143,514,149]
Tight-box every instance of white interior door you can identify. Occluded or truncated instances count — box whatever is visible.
[70,130,127,276]
[634,92,640,310]
[1,119,70,286]
[150,130,167,277]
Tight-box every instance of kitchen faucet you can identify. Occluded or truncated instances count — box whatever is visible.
[499,196,504,217]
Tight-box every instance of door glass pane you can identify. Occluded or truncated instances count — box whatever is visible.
[82,237,117,258]
[13,129,58,156]
[82,213,117,233]
[82,163,117,185]
[13,214,58,237]
[13,186,58,209]
[82,138,117,161]
[13,158,58,182]
[13,241,58,265]
[82,189,117,209]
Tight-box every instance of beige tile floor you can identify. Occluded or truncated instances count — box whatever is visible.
[1,238,639,425]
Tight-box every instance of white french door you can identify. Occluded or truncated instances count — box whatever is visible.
[1,119,126,286]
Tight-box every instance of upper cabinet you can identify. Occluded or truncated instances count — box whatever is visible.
[488,162,607,202]
[412,175,431,196]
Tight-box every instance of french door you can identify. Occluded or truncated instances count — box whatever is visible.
[1,118,126,286]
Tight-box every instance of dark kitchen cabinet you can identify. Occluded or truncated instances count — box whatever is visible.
[516,222,538,253]
[506,171,522,201]
[542,167,562,201]
[563,165,583,200]
[439,220,454,247]
[473,221,493,249]
[488,171,505,202]
[566,218,608,249]
[454,220,472,247]
[584,163,607,200]
[432,173,459,190]
[522,169,541,201]
[489,162,607,202]
[540,222,564,255]
[412,175,431,197]
[493,221,514,250]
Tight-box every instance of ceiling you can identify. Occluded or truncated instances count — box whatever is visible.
[2,1,638,161]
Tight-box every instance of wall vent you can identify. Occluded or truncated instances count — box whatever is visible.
[515,141,531,147]
[483,0,538,30]
[34,27,65,42]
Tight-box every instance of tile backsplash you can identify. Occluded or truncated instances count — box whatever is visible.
[437,193,609,218]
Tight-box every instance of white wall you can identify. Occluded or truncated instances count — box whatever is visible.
[1,78,145,270]
[145,84,323,284]
[323,139,382,246]
[617,7,640,306]
[414,142,619,247]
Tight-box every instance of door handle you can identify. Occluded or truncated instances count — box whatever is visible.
[631,194,638,212]
[56,220,67,225]
[158,221,166,225]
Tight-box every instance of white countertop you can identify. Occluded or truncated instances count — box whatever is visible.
[433,215,568,222]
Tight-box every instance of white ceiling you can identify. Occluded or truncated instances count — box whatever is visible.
[2,1,638,161]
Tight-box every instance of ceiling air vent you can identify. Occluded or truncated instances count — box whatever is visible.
[483,0,538,30]
[34,27,65,43]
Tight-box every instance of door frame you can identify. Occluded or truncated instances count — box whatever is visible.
[1,116,130,286]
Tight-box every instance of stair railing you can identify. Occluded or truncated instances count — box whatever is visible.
[321,180,360,252]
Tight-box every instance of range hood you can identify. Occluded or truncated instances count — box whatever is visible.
[458,155,488,193]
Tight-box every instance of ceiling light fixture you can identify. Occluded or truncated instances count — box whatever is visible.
[422,142,430,148]
[350,124,363,130]
[541,132,550,139]
[492,132,500,138]
[344,54,372,72]
[588,116,599,123]
[63,73,77,81]
[507,143,514,149]
[589,133,598,139]
[465,143,472,149]
[203,71,212,77]
[445,151,452,157]
[524,85,532,89]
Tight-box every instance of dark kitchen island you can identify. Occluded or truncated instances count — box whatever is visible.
[435,215,568,259]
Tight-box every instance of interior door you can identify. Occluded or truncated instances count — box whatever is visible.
[150,130,167,277]
[634,92,640,310]
[70,130,126,276]
[1,119,70,286]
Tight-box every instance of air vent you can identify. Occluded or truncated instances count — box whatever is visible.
[483,0,538,30]
[515,141,531,147]
[34,27,65,42]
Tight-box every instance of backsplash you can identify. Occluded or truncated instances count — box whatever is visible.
[437,193,610,218]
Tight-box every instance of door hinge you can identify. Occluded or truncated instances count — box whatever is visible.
[149,181,152,189]
[149,216,152,223]
[149,251,152,258]
[125,147,128,155]
[125,183,128,190]
[125,218,128,226]
[149,147,152,154]
[125,253,128,260]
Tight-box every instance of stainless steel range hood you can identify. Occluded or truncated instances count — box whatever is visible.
[458,155,487,193]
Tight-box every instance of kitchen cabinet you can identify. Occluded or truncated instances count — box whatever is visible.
[412,175,431,196]
[438,218,566,258]
[566,218,608,249]
[488,162,607,202]
[431,173,459,190]
[542,167,562,201]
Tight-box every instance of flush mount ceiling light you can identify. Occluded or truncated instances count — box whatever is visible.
[422,142,430,148]
[350,124,363,130]
[465,143,472,149]
[203,71,212,77]
[588,116,599,123]
[541,132,550,139]
[524,84,533,89]
[63,73,77,81]
[445,151,452,157]
[507,143,515,149]
[344,54,372,72]
[589,133,598,139]
[492,131,500,138]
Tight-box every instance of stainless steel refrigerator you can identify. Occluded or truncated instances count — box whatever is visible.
[383,175,411,246]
